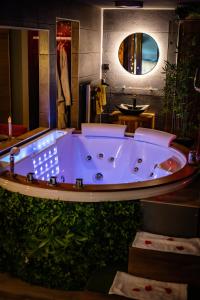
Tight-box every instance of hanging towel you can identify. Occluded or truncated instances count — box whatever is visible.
[95,87,103,115]
[100,84,107,106]
[59,45,71,106]
[95,84,107,115]
[132,231,200,256]
[109,271,187,300]
[56,66,67,129]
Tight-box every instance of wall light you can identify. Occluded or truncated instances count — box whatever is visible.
[114,1,143,8]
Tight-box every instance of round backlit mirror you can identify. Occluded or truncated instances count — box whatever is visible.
[118,33,159,75]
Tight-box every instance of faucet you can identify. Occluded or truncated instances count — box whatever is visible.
[132,97,137,109]
[10,147,20,176]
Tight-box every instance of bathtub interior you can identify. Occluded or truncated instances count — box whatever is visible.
[57,135,186,184]
[0,129,187,185]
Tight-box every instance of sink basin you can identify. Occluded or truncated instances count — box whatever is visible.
[115,104,149,115]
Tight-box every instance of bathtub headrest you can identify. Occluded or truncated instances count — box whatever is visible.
[134,127,176,147]
[81,123,127,137]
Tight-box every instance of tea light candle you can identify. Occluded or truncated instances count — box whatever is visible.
[8,116,12,138]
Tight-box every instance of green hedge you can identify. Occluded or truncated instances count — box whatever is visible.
[0,187,141,290]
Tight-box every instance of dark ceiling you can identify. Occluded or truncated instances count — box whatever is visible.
[78,0,199,9]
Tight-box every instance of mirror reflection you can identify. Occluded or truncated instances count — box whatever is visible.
[0,27,49,140]
[118,32,159,75]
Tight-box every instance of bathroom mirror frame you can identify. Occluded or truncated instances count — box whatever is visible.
[118,32,159,75]
[0,25,50,132]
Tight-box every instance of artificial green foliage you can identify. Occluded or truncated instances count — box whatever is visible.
[162,59,200,140]
[175,3,200,20]
[162,60,192,137]
[0,187,141,290]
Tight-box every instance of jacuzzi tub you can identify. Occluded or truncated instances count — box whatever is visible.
[0,124,197,202]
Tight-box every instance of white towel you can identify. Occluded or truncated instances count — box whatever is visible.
[134,128,176,147]
[132,232,200,256]
[109,271,187,300]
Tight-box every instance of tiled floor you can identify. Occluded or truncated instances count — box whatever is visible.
[146,173,200,207]
[0,273,124,300]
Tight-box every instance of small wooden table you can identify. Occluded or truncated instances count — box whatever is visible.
[111,111,155,133]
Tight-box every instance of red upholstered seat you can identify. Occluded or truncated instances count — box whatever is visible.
[0,123,27,137]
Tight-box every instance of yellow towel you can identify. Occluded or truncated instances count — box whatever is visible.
[100,84,107,106]
[95,84,107,115]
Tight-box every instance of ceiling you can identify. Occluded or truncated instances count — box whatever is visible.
[78,0,198,9]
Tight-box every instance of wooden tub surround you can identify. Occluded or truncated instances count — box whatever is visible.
[0,160,198,202]
[0,157,198,191]
[0,129,199,202]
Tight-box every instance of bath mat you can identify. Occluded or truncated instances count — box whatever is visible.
[109,271,187,300]
[132,231,200,256]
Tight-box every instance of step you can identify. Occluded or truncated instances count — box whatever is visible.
[109,271,188,300]
[128,246,200,285]
[128,232,200,299]
[0,273,126,300]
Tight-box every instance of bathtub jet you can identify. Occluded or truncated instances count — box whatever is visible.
[0,124,198,202]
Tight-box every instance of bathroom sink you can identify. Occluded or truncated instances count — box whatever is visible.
[115,104,149,115]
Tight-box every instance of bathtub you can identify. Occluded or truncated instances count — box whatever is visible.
[0,124,197,202]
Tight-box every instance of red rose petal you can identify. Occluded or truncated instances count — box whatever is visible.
[132,288,140,292]
[145,285,153,291]
[145,240,152,245]
[165,287,172,294]
[176,246,184,250]
[167,238,174,241]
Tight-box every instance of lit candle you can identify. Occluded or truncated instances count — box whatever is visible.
[8,116,12,138]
